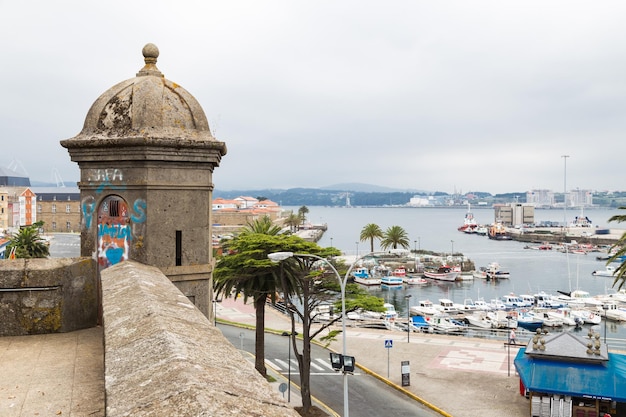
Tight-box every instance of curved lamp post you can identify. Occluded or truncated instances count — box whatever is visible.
[268,251,361,417]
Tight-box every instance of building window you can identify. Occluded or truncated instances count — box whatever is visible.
[37,204,42,213]
[66,221,71,231]
[52,222,57,230]
[52,204,56,213]
[66,204,71,213]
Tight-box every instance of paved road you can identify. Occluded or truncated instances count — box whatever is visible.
[219,325,440,417]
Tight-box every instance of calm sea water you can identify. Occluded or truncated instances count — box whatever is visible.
[286,206,626,340]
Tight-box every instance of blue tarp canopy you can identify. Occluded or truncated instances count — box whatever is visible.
[515,348,626,402]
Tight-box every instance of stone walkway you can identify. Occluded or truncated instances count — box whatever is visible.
[0,327,104,417]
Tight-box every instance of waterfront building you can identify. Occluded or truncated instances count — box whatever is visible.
[526,189,555,208]
[494,203,535,226]
[568,188,594,208]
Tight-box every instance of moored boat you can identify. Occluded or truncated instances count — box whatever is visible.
[410,300,440,316]
[404,275,427,285]
[487,222,511,240]
[352,267,382,286]
[592,265,617,277]
[423,265,459,281]
[380,275,404,286]
[516,310,544,331]
[458,203,478,234]
[486,262,510,279]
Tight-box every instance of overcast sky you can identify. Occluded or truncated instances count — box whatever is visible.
[2,1,625,194]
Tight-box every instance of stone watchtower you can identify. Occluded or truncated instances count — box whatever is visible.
[61,44,227,317]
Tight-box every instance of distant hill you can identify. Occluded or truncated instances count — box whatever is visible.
[320,183,423,193]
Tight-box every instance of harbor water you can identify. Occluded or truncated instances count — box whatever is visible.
[287,206,626,341]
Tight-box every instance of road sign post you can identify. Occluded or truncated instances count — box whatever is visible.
[385,339,393,378]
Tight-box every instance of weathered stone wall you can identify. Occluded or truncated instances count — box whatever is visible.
[0,257,97,336]
[101,260,299,417]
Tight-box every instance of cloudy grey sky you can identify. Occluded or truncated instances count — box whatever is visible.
[2,1,625,194]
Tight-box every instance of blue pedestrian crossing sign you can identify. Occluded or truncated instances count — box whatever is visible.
[385,339,393,348]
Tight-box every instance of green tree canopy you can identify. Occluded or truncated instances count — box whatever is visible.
[6,221,50,259]
[608,206,626,290]
[213,225,319,377]
[297,205,309,225]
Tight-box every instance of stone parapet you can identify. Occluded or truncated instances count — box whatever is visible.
[0,257,97,336]
[101,260,299,417]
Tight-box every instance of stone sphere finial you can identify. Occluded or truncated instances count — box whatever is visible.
[137,43,163,77]
[143,43,159,62]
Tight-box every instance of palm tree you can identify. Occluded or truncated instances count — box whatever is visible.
[7,221,50,258]
[360,223,383,253]
[608,206,626,290]
[380,225,410,251]
[284,213,301,233]
[242,215,282,235]
[297,205,309,226]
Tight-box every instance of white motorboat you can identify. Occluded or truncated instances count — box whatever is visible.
[570,308,601,325]
[489,299,507,310]
[410,300,440,316]
[569,289,603,308]
[591,265,617,277]
[528,309,563,327]
[500,293,532,309]
[428,315,467,334]
[595,302,626,322]
[465,311,498,329]
[435,298,464,315]
[545,307,578,326]
[532,292,564,309]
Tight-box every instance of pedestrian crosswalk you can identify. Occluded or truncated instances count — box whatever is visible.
[265,357,360,376]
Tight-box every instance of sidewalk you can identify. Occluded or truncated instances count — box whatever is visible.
[216,297,529,417]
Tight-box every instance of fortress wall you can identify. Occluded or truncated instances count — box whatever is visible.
[0,257,97,336]
[101,260,299,417]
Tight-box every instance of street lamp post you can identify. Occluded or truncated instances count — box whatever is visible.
[451,240,454,256]
[413,240,417,254]
[330,237,333,248]
[603,304,608,344]
[268,251,357,417]
[405,294,412,343]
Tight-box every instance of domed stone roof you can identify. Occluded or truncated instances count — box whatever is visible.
[68,43,219,143]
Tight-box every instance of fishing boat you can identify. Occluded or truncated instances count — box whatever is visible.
[352,267,382,286]
[423,265,459,281]
[392,266,407,277]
